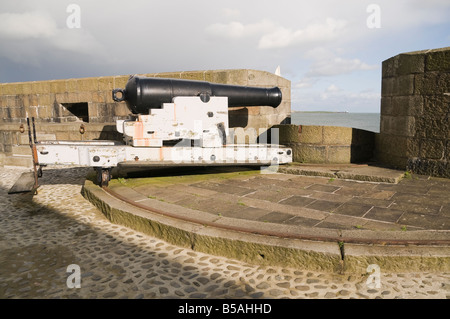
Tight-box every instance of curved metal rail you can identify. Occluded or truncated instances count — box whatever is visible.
[102,186,450,247]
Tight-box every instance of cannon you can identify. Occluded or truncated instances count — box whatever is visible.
[112,75,283,114]
[26,75,292,187]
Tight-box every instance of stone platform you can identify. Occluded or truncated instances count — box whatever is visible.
[1,165,449,299]
[82,163,450,275]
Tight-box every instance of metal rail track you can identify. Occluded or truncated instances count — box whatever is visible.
[102,186,450,247]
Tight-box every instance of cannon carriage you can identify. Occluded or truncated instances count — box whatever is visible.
[30,75,292,186]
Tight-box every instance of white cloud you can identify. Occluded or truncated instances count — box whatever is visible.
[294,77,316,89]
[205,18,347,49]
[326,84,340,92]
[222,8,241,19]
[0,11,57,39]
[258,18,347,49]
[205,19,274,39]
[0,10,106,66]
[307,57,378,77]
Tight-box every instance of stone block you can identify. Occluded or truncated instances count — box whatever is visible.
[396,74,415,96]
[5,96,16,107]
[247,113,273,132]
[98,77,114,91]
[381,77,394,97]
[91,91,106,103]
[426,48,450,72]
[327,146,351,163]
[322,126,352,145]
[31,81,51,94]
[96,103,114,120]
[179,71,207,81]
[50,80,67,93]
[14,95,26,108]
[0,96,6,108]
[113,76,129,89]
[246,106,261,116]
[25,106,38,118]
[382,56,398,78]
[390,95,423,116]
[277,76,291,88]
[66,79,79,93]
[382,74,416,97]
[380,115,415,137]
[298,125,323,144]
[385,154,408,170]
[77,78,98,92]
[272,124,301,144]
[420,139,445,159]
[2,84,16,95]
[376,134,408,158]
[425,117,450,139]
[209,70,229,84]
[292,144,327,163]
[149,72,177,79]
[16,82,32,95]
[407,157,450,178]
[423,95,449,116]
[37,94,52,107]
[351,129,376,146]
[37,105,53,119]
[414,72,450,95]
[55,92,70,104]
[113,102,130,117]
[280,87,291,103]
[29,94,39,107]
[226,69,249,86]
[247,70,277,87]
[405,137,420,157]
[380,96,392,115]
[78,91,92,102]
[397,53,425,75]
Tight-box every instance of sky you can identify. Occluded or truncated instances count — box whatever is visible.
[0,0,449,113]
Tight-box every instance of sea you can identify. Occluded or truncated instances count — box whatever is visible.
[291,112,381,133]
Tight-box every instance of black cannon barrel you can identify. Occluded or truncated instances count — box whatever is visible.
[112,75,282,114]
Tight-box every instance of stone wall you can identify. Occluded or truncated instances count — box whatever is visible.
[0,69,291,167]
[274,124,375,164]
[376,47,450,177]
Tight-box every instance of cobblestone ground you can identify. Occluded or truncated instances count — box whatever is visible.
[0,166,449,299]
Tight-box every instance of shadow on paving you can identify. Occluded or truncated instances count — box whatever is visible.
[0,166,277,299]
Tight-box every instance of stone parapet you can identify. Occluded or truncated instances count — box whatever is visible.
[0,69,291,166]
[377,47,450,177]
[273,124,375,164]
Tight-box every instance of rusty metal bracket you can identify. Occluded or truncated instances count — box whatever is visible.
[27,117,41,194]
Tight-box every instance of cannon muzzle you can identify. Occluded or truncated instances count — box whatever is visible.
[113,75,282,114]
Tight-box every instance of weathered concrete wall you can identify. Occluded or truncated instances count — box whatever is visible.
[274,124,375,164]
[0,69,291,167]
[376,47,450,177]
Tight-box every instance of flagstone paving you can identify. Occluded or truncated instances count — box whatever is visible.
[0,166,449,299]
